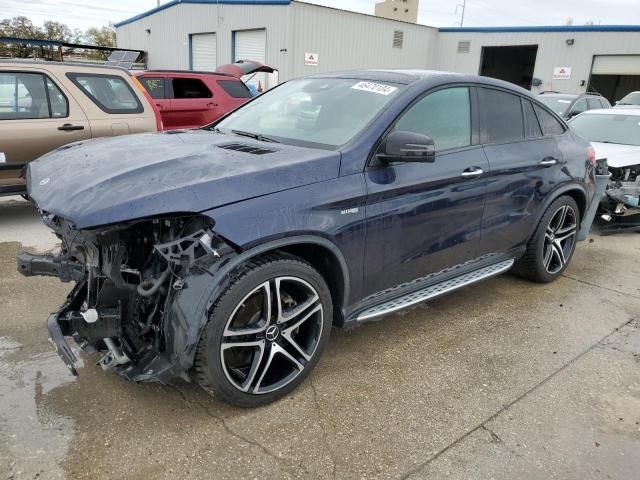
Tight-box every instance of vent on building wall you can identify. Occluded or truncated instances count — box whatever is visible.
[457,41,471,53]
[393,30,404,49]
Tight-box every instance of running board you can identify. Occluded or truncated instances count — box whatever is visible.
[356,259,515,322]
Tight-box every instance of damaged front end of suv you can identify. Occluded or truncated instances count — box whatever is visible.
[599,162,640,234]
[18,212,236,382]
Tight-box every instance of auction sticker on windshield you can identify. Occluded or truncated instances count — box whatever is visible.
[352,81,398,95]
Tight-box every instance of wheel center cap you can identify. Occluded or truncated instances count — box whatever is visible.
[265,325,280,341]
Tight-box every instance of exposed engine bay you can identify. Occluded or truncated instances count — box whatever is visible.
[599,163,640,234]
[18,213,234,381]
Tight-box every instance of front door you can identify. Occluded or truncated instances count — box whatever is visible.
[362,86,489,296]
[138,76,171,127]
[0,70,91,165]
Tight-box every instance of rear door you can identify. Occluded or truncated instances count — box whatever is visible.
[166,76,216,129]
[64,71,156,136]
[362,86,489,296]
[0,69,90,167]
[138,75,170,125]
[476,88,563,255]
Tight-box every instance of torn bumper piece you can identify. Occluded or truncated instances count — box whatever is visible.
[17,251,84,282]
[47,311,79,376]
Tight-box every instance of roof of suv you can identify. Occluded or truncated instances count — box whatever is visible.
[538,92,603,100]
[0,59,133,74]
[310,69,533,95]
[577,107,640,116]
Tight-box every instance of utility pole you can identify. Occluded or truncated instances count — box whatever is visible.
[455,0,466,27]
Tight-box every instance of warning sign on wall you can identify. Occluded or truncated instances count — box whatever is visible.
[552,67,572,80]
[305,52,319,66]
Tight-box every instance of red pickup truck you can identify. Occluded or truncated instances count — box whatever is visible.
[133,61,275,130]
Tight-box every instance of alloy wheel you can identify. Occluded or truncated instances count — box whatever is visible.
[543,204,577,274]
[220,276,324,394]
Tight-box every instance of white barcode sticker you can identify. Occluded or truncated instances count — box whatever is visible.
[352,81,398,96]
[0,152,5,163]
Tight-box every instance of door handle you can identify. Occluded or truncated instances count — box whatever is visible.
[206,102,218,107]
[461,167,484,179]
[58,123,84,131]
[155,103,165,110]
[540,157,558,166]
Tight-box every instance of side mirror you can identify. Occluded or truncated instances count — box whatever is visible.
[377,130,436,163]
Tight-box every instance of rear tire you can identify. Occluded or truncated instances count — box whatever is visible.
[194,253,332,407]
[513,195,580,283]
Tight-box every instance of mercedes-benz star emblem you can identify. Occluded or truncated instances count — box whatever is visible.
[265,325,279,341]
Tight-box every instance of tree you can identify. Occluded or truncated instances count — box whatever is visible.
[84,25,116,48]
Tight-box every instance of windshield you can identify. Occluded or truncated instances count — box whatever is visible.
[537,96,573,116]
[214,78,403,149]
[570,113,640,146]
[617,92,640,105]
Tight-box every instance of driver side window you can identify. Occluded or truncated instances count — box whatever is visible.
[394,87,471,151]
[571,98,587,116]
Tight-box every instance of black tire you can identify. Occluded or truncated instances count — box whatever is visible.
[194,253,333,407]
[513,195,580,283]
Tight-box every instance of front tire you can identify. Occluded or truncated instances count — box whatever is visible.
[514,195,580,283]
[194,254,332,407]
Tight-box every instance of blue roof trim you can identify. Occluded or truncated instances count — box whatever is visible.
[439,25,640,33]
[114,0,291,28]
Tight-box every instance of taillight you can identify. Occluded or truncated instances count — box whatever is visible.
[131,75,164,131]
[587,145,596,166]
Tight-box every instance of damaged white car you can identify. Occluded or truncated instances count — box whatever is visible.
[570,108,640,234]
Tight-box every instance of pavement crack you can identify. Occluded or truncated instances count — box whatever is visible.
[165,383,300,476]
[561,273,640,300]
[399,316,637,480]
[310,377,338,479]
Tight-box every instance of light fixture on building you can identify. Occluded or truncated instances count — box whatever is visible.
[146,29,151,34]
[566,38,575,46]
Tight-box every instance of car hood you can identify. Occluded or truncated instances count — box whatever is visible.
[590,142,640,168]
[27,130,340,229]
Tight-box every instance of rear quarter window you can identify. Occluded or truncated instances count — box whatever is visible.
[217,80,253,99]
[66,72,143,114]
[533,104,566,136]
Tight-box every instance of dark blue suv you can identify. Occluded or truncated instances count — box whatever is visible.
[19,70,596,406]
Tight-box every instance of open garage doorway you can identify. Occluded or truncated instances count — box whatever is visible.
[588,55,640,104]
[479,45,538,90]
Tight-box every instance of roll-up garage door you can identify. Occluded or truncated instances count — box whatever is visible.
[592,55,640,75]
[191,33,217,71]
[234,29,267,90]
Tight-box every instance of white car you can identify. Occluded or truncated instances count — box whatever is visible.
[614,91,640,109]
[569,108,640,232]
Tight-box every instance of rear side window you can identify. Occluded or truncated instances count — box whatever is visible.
[522,99,542,138]
[533,104,566,136]
[394,87,471,151]
[572,98,587,115]
[172,78,212,99]
[587,98,599,110]
[0,72,68,120]
[67,73,143,114]
[479,88,524,144]
[218,80,253,99]
[139,77,166,99]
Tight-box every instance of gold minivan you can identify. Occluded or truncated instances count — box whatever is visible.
[0,61,160,195]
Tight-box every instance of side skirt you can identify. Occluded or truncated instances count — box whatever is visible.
[344,248,523,325]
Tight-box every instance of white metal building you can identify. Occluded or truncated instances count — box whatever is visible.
[115,0,640,102]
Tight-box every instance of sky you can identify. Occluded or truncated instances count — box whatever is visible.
[3,0,640,30]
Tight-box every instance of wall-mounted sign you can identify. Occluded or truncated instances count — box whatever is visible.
[305,52,319,66]
[553,67,572,80]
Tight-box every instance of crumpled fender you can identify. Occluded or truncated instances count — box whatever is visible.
[163,234,350,377]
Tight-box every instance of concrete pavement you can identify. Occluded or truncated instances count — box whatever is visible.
[0,198,638,479]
